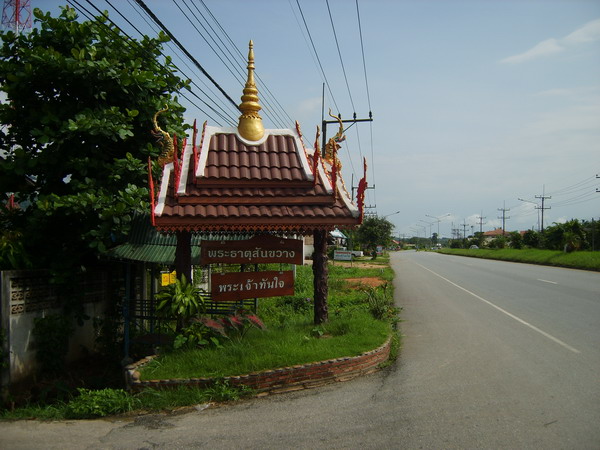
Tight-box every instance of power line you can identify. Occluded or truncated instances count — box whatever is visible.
[193,0,295,128]
[123,0,239,123]
[355,0,371,113]
[325,0,355,113]
[355,0,376,201]
[102,0,237,125]
[294,0,341,114]
[133,0,238,109]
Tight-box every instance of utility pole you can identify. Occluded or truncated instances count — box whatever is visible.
[351,173,376,211]
[461,220,469,240]
[476,212,486,233]
[497,201,510,234]
[535,187,551,232]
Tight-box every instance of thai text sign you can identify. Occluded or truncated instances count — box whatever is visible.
[211,270,294,302]
[200,235,303,265]
[334,250,353,261]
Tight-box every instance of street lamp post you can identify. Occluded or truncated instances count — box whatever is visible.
[382,210,400,219]
[425,213,451,237]
[517,198,540,231]
[420,219,435,246]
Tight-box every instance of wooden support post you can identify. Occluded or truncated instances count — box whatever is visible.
[175,230,192,283]
[312,229,329,324]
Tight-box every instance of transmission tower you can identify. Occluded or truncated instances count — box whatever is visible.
[2,0,32,33]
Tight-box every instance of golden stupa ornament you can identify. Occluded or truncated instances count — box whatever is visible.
[237,40,265,141]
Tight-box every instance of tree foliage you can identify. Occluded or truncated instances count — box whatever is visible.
[356,216,395,253]
[0,7,189,271]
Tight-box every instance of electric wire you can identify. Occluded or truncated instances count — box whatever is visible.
[355,0,371,112]
[123,0,239,122]
[294,0,341,114]
[196,0,295,128]
[173,0,245,86]
[324,0,362,190]
[325,0,355,113]
[70,0,224,125]
[171,0,289,129]
[133,0,238,109]
[103,0,237,125]
[355,0,376,207]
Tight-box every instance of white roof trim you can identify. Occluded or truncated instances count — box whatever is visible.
[177,143,194,195]
[319,161,334,194]
[154,162,173,217]
[195,125,223,179]
[336,176,359,217]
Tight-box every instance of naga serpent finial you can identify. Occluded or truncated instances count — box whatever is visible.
[152,105,174,166]
[324,109,345,162]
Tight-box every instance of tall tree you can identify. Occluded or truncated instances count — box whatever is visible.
[356,216,395,257]
[0,7,188,272]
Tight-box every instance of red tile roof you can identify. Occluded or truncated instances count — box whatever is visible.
[152,124,363,234]
[483,228,509,237]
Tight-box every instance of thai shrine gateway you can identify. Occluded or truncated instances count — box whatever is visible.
[148,41,367,323]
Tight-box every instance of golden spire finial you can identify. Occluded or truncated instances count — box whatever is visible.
[237,40,265,141]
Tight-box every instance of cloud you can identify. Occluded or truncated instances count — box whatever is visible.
[563,18,600,44]
[501,38,563,64]
[501,18,600,64]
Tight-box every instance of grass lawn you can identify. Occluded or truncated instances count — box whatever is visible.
[1,256,398,419]
[140,311,391,380]
[438,248,600,271]
[140,260,396,380]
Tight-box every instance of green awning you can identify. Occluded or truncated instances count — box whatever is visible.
[107,213,249,265]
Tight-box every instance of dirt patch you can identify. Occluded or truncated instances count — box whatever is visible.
[345,277,387,289]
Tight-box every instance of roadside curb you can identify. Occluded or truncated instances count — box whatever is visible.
[125,336,392,396]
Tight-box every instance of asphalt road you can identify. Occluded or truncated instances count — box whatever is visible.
[1,251,599,449]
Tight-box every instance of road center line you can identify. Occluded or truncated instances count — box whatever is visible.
[538,279,558,285]
[414,262,581,354]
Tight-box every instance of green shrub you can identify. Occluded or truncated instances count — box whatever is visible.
[365,283,394,320]
[156,275,206,331]
[64,388,139,419]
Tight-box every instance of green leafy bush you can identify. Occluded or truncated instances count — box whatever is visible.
[65,388,139,419]
[365,283,396,321]
[156,275,206,331]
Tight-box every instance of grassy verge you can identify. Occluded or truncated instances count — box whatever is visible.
[141,311,390,380]
[1,259,398,420]
[438,248,600,271]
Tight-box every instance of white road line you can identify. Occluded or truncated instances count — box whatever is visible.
[415,262,581,354]
[538,279,558,285]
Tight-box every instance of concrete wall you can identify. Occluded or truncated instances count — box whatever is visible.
[1,269,114,386]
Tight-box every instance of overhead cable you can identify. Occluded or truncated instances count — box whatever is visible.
[295,0,341,114]
[325,0,355,113]
[104,0,237,125]
[68,0,227,125]
[133,0,238,109]
[196,0,295,128]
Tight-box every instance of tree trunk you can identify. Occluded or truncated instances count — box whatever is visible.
[312,229,329,324]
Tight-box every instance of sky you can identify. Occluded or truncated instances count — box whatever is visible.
[28,0,600,238]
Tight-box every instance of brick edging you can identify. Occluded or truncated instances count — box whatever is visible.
[125,336,392,395]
